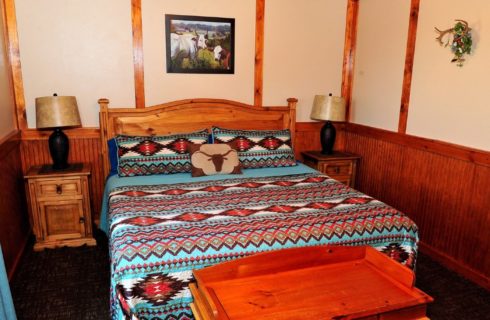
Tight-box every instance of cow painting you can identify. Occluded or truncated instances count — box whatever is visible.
[170,33,208,63]
[196,33,208,50]
[213,45,231,70]
[170,33,198,62]
[166,14,234,74]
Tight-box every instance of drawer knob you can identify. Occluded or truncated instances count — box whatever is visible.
[79,217,85,224]
[56,184,62,194]
[334,167,340,174]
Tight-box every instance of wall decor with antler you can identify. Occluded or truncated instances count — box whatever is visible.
[435,20,473,67]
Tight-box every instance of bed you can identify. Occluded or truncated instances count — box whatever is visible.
[98,98,418,320]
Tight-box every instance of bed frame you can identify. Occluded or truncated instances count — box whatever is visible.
[98,98,298,178]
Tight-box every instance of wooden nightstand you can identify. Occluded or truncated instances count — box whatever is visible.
[24,163,96,250]
[302,151,360,188]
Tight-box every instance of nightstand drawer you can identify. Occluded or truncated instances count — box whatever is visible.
[36,179,82,197]
[320,161,353,176]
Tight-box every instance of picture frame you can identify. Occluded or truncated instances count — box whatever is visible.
[165,14,235,74]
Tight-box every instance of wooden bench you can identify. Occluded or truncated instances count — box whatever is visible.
[190,246,433,320]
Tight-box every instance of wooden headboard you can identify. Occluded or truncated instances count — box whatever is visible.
[98,98,298,178]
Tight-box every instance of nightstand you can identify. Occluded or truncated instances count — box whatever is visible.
[24,163,96,250]
[302,151,360,188]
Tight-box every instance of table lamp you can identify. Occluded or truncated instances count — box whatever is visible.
[35,94,81,170]
[310,93,346,154]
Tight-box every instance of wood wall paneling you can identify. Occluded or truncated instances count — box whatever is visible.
[295,122,345,161]
[20,134,104,223]
[254,0,265,106]
[471,165,490,275]
[345,123,490,166]
[398,0,420,133]
[21,127,100,140]
[0,131,30,279]
[344,124,490,289]
[131,0,145,109]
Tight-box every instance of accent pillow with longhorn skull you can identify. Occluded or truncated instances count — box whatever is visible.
[189,143,242,177]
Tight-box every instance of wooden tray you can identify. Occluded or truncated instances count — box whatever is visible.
[190,246,433,320]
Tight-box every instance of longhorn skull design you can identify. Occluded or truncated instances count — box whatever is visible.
[194,149,235,172]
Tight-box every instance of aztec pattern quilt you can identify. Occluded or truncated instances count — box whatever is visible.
[107,172,418,320]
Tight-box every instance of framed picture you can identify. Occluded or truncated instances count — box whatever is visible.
[165,14,235,74]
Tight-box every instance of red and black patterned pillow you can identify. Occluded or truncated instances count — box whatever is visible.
[188,143,242,177]
[211,127,297,169]
[115,130,208,177]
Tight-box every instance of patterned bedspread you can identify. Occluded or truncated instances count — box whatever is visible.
[107,172,418,320]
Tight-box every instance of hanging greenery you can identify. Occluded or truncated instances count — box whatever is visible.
[435,20,472,67]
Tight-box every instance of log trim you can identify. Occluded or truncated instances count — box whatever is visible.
[254,0,265,106]
[341,0,359,122]
[21,128,100,140]
[131,0,145,109]
[2,0,26,129]
[0,129,30,279]
[398,0,420,133]
[345,122,490,166]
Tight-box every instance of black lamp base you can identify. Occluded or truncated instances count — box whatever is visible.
[49,128,70,170]
[320,121,336,155]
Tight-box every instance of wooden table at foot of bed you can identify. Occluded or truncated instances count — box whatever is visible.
[189,246,433,320]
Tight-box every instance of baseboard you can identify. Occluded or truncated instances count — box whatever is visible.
[419,242,489,291]
[8,229,31,281]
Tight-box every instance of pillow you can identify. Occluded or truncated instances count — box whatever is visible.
[107,138,118,177]
[189,143,242,177]
[212,127,297,169]
[115,130,208,177]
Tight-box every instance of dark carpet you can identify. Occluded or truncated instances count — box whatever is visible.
[10,231,490,319]
[415,254,490,320]
[11,230,110,320]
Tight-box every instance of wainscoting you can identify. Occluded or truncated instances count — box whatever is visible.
[21,130,104,222]
[343,123,489,289]
[295,122,345,161]
[16,123,489,290]
[0,131,30,278]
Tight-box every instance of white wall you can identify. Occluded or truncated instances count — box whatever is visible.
[263,0,347,122]
[142,0,255,107]
[16,0,135,128]
[408,0,490,150]
[350,0,489,151]
[350,0,410,131]
[0,0,16,137]
[15,0,349,127]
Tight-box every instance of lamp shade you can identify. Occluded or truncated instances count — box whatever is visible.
[35,96,81,129]
[310,94,346,122]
